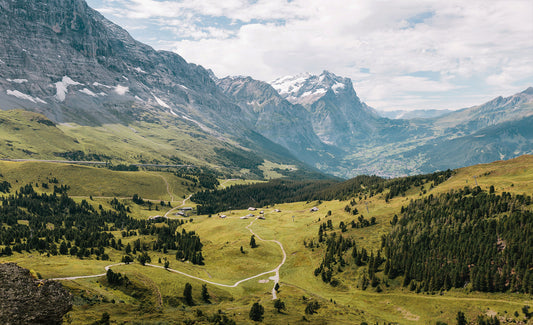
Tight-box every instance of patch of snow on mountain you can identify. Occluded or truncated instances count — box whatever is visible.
[332,82,345,93]
[114,85,129,95]
[271,73,311,95]
[153,94,170,108]
[134,95,144,102]
[313,88,327,95]
[169,109,178,116]
[7,78,28,83]
[93,82,112,88]
[55,76,82,101]
[133,67,146,73]
[79,88,97,97]
[7,90,46,103]
[271,71,350,105]
[181,114,214,134]
[0,59,4,64]
[178,84,189,90]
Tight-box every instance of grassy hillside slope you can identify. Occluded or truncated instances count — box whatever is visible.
[0,156,531,324]
[0,109,319,179]
[0,161,191,201]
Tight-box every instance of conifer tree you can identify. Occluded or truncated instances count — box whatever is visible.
[201,284,210,303]
[250,235,258,248]
[183,283,194,306]
[249,302,264,321]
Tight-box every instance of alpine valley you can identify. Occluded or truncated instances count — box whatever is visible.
[0,0,532,324]
[0,0,532,178]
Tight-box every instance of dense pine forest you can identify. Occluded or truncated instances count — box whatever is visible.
[192,170,453,214]
[383,187,533,293]
[0,182,204,265]
[193,179,338,214]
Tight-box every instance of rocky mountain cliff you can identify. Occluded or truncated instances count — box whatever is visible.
[346,87,533,175]
[264,71,533,176]
[217,75,342,166]
[272,71,381,148]
[0,0,255,130]
[434,87,533,136]
[0,0,323,178]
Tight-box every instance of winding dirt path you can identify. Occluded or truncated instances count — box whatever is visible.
[163,194,192,218]
[48,217,287,299]
[219,179,238,189]
[245,219,287,299]
[49,263,124,281]
[156,173,175,202]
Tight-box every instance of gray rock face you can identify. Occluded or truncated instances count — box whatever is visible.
[0,0,322,178]
[433,87,533,135]
[0,0,531,178]
[271,71,381,148]
[217,76,341,166]
[0,0,244,129]
[0,263,72,324]
[270,71,533,177]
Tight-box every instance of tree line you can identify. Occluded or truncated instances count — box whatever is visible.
[192,170,453,214]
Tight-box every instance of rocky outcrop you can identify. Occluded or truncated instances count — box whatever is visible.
[0,263,72,324]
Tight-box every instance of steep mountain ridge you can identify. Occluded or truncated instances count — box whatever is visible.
[272,71,382,148]
[404,115,533,172]
[434,87,533,136]
[217,75,342,166]
[0,0,239,128]
[0,0,324,178]
[267,71,533,176]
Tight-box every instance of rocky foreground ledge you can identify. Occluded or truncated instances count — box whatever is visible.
[0,263,72,324]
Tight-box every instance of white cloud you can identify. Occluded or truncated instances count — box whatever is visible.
[88,0,533,110]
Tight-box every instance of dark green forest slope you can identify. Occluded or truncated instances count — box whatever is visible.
[383,187,532,293]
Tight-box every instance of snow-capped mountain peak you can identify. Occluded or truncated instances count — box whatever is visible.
[270,70,352,105]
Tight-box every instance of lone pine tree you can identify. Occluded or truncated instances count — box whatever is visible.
[201,284,210,303]
[249,302,264,321]
[183,283,194,306]
[250,235,258,248]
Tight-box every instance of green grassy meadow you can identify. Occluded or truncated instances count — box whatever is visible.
[0,109,307,180]
[1,156,532,324]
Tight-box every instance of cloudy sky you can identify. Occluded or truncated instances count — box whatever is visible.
[87,0,533,111]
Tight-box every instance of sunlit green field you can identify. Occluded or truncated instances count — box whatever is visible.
[1,156,532,324]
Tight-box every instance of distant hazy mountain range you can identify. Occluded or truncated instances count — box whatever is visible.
[0,0,531,178]
[222,70,533,177]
